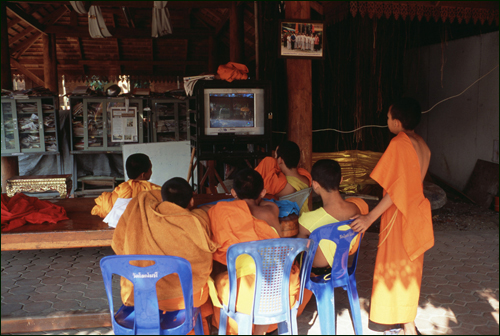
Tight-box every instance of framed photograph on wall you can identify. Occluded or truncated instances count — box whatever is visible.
[279,20,324,59]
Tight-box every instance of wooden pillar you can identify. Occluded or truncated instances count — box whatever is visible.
[1,1,13,90]
[2,157,19,193]
[43,33,58,93]
[286,1,312,171]
[229,2,244,63]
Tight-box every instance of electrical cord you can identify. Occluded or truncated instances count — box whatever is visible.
[272,64,498,134]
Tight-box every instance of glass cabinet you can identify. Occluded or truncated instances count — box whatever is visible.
[151,98,194,142]
[70,97,147,152]
[1,97,60,155]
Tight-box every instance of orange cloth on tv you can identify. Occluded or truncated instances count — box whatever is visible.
[208,200,302,335]
[91,180,160,218]
[217,62,249,82]
[1,193,69,232]
[369,132,434,324]
[254,157,312,196]
[111,190,218,312]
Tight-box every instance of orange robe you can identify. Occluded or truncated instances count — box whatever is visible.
[254,157,312,197]
[91,180,161,218]
[112,190,219,332]
[208,200,301,334]
[369,132,434,324]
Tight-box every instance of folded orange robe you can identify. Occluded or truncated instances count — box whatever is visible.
[208,200,301,334]
[1,193,69,232]
[369,132,434,324]
[91,180,161,218]
[217,62,249,82]
[254,157,312,197]
[112,190,219,313]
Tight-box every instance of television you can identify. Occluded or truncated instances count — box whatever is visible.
[203,88,265,136]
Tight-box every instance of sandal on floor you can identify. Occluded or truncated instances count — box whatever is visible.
[384,328,403,335]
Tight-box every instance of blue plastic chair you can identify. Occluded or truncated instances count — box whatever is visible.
[100,255,204,335]
[219,238,315,335]
[303,220,363,335]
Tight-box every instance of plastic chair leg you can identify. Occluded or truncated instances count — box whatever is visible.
[290,306,299,335]
[346,278,363,335]
[218,309,228,335]
[277,320,292,335]
[237,316,252,335]
[194,308,204,335]
[314,285,336,335]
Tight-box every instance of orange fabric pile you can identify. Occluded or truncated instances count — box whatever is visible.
[1,193,68,232]
[217,62,249,82]
[255,157,312,196]
[112,190,218,311]
[369,132,434,324]
[91,180,161,218]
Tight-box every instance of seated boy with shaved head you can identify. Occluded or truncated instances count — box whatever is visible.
[207,168,302,335]
[112,177,218,334]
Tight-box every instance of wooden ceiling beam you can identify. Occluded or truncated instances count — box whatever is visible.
[310,1,324,16]
[6,3,46,34]
[9,1,233,9]
[57,60,206,66]
[10,58,45,87]
[10,6,69,57]
[44,25,213,38]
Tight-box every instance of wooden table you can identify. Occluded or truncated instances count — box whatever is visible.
[1,193,299,251]
[1,197,112,251]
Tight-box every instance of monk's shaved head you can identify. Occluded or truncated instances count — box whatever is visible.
[126,153,151,179]
[276,140,301,169]
[311,159,341,192]
[390,97,421,131]
[233,168,264,200]
[161,177,193,208]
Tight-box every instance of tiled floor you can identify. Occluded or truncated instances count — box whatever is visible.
[2,230,499,335]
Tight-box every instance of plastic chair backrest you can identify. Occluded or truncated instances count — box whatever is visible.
[279,187,312,210]
[305,219,361,282]
[225,238,314,326]
[100,255,196,335]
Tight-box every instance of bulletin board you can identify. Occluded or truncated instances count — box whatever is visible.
[122,141,193,186]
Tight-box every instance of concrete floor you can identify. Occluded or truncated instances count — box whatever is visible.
[2,230,499,335]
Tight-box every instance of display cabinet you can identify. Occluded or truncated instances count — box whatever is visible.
[1,96,60,156]
[151,98,195,142]
[69,97,147,153]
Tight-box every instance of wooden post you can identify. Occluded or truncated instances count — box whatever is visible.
[286,1,312,171]
[229,2,244,63]
[1,1,13,90]
[43,33,58,92]
[2,157,19,193]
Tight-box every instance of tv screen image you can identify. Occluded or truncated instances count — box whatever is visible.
[204,88,265,136]
[209,93,255,128]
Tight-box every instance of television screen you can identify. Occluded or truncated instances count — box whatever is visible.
[209,93,255,128]
[204,88,265,136]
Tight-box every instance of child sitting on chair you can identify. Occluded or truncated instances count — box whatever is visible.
[207,168,301,335]
[254,140,312,213]
[91,153,160,218]
[297,159,369,272]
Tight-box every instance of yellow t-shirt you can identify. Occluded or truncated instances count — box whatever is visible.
[298,207,358,267]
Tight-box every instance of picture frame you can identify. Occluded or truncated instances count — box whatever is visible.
[279,20,324,59]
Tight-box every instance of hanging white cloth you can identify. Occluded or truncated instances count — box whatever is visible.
[88,5,112,38]
[152,1,172,37]
[69,1,87,14]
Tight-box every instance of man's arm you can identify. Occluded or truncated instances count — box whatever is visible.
[297,222,311,239]
[349,193,393,233]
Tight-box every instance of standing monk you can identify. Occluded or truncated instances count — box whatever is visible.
[350,98,434,335]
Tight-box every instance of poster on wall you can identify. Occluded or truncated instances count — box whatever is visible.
[111,107,137,142]
[279,20,324,59]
